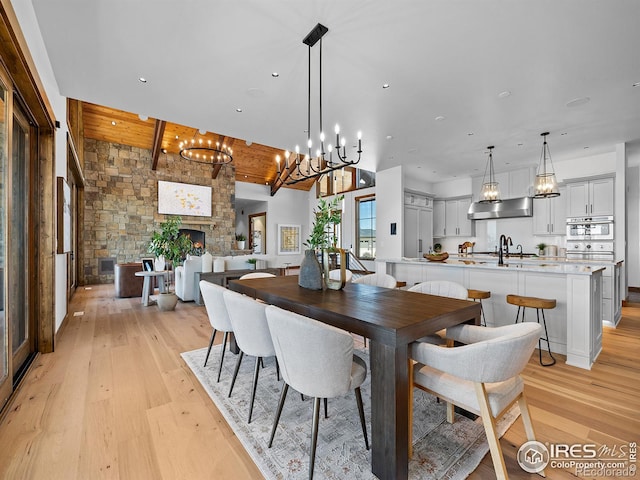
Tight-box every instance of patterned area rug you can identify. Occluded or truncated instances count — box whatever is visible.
[181,346,519,479]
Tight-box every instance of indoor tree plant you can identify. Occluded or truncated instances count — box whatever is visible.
[299,195,344,290]
[147,216,194,310]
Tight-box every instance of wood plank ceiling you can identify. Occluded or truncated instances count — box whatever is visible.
[80,101,315,193]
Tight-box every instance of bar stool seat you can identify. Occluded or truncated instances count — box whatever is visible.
[468,289,491,326]
[506,294,556,366]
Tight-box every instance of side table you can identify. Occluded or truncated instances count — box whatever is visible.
[135,270,169,306]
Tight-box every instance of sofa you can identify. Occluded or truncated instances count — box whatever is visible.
[114,262,144,298]
[174,256,203,302]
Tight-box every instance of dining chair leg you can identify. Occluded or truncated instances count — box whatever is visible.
[323,398,328,419]
[268,383,289,448]
[275,358,280,382]
[408,359,414,458]
[216,331,228,382]
[248,356,261,423]
[474,382,508,480]
[309,397,322,480]
[228,351,244,398]
[203,329,217,367]
[517,393,545,477]
[354,387,370,450]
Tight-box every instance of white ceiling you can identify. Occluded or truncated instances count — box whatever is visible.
[31,0,640,183]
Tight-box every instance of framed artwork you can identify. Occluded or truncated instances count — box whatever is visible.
[158,180,212,217]
[141,258,155,272]
[277,224,301,255]
[56,177,71,254]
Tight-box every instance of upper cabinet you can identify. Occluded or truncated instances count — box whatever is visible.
[471,167,533,202]
[566,177,614,217]
[433,200,446,237]
[438,197,473,237]
[532,186,566,235]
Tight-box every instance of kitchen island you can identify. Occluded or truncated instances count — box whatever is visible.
[382,256,605,369]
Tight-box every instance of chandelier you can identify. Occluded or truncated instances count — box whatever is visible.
[274,23,362,187]
[534,132,560,198]
[478,145,501,203]
[179,136,233,165]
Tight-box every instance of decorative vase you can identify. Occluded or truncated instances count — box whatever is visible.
[202,251,213,273]
[298,249,323,290]
[323,248,347,290]
[154,255,166,271]
[157,292,178,311]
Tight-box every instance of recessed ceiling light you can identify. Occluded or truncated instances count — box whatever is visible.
[517,142,524,146]
[175,135,179,139]
[633,82,640,87]
[434,115,446,121]
[382,83,390,89]
[138,114,148,121]
[498,90,511,98]
[467,132,474,136]
[236,108,243,113]
[111,121,116,126]
[566,96,591,107]
[244,175,248,178]
[560,132,568,136]
[584,146,589,149]
[386,135,393,140]
[138,77,147,83]
[272,72,279,78]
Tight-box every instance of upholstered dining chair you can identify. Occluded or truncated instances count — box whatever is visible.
[352,272,397,288]
[410,322,544,479]
[265,305,370,480]
[199,281,234,382]
[329,268,353,282]
[408,280,468,299]
[239,272,276,280]
[222,289,278,423]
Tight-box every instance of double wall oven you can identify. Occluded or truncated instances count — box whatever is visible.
[566,216,614,260]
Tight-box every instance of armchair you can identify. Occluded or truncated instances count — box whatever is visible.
[174,256,202,301]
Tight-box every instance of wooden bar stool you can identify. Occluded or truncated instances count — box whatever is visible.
[467,289,490,326]
[506,294,557,366]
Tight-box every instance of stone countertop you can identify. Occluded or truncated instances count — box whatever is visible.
[417,252,623,265]
[384,257,605,275]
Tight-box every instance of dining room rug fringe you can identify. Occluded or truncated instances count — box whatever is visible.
[181,345,519,479]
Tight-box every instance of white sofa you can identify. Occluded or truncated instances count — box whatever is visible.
[174,256,202,302]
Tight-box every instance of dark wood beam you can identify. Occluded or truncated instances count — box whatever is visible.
[151,119,166,170]
[212,135,234,179]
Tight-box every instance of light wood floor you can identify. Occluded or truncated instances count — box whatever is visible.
[0,284,638,479]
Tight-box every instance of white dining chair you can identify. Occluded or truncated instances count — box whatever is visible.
[199,281,234,382]
[222,289,278,423]
[239,272,276,280]
[265,305,369,480]
[352,272,397,288]
[411,322,544,479]
[408,280,468,299]
[329,268,353,282]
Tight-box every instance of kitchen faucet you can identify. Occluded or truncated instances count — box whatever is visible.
[516,244,523,258]
[498,234,513,265]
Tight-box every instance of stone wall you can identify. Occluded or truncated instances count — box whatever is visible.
[82,138,236,284]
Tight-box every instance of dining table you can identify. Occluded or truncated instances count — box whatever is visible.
[228,275,481,480]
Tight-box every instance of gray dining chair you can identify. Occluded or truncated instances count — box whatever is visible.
[265,305,369,480]
[199,281,233,382]
[222,289,278,423]
[410,322,544,479]
[352,272,397,288]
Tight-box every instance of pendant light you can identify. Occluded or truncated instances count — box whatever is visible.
[478,146,501,203]
[534,132,560,198]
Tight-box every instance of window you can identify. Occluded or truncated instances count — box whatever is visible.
[356,195,375,259]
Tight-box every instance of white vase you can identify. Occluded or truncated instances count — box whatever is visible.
[154,255,166,271]
[237,240,246,250]
[202,252,213,273]
[214,258,225,272]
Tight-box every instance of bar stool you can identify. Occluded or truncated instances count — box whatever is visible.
[506,294,556,366]
[467,289,490,326]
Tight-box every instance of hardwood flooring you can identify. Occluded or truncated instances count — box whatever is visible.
[0,284,638,479]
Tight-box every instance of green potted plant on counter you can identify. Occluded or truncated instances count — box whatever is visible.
[147,216,193,310]
[247,258,257,270]
[536,242,547,257]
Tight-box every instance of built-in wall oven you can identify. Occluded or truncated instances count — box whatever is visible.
[566,215,614,260]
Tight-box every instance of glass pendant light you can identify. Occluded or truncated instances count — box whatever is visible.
[534,132,560,198]
[478,146,501,203]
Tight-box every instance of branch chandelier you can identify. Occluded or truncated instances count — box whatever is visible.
[274,23,363,187]
[179,136,233,165]
[478,145,501,203]
[534,132,560,198]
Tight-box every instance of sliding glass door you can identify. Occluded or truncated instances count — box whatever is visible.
[0,79,9,407]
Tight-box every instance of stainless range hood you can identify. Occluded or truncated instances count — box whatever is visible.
[467,197,533,220]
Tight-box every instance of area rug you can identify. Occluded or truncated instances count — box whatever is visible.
[181,346,519,479]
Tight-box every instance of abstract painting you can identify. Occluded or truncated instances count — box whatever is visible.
[158,181,212,217]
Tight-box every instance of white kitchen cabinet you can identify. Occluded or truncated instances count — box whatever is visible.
[404,205,433,257]
[444,197,473,237]
[566,177,614,217]
[532,186,566,235]
[433,200,446,237]
[471,167,533,202]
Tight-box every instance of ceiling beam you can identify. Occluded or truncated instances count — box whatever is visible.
[151,119,166,170]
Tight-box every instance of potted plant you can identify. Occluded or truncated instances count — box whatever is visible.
[536,242,547,256]
[236,233,246,250]
[147,216,194,310]
[247,258,257,270]
[299,195,344,290]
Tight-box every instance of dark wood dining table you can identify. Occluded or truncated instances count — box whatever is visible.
[228,275,480,480]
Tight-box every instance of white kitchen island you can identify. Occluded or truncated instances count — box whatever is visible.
[382,257,604,370]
